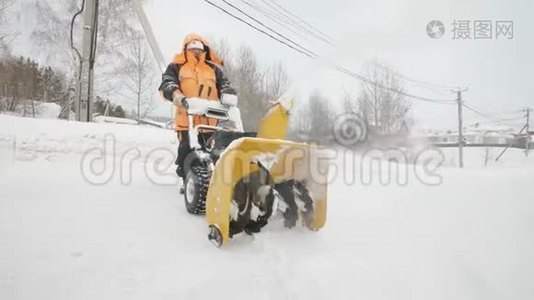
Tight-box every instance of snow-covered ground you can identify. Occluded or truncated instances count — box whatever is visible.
[1,115,534,299]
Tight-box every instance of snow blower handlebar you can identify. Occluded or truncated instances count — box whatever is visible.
[183,98,230,120]
[182,97,244,134]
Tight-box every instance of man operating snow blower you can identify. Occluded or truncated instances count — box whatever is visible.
[158,34,238,193]
[158,34,328,246]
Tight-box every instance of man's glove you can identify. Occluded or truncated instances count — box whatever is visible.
[172,91,188,109]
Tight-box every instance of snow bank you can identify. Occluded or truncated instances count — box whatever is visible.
[38,102,62,119]
[1,102,63,119]
[0,114,177,160]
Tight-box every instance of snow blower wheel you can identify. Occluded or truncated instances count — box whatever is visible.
[184,166,210,215]
[208,225,223,247]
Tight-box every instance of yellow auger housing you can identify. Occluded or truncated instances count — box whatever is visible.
[206,99,328,247]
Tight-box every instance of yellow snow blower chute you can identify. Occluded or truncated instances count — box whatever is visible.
[206,100,328,247]
[177,96,328,247]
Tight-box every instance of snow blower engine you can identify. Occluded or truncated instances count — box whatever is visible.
[179,95,329,247]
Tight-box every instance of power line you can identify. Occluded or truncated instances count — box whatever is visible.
[239,0,315,44]
[204,0,317,58]
[462,102,524,127]
[268,0,335,43]
[497,116,526,122]
[258,0,334,45]
[268,4,455,104]
[374,62,458,91]
[334,65,456,104]
[258,1,460,95]
[488,109,526,117]
[372,62,459,98]
[206,0,456,104]
[466,119,523,128]
[463,102,505,121]
[221,0,317,58]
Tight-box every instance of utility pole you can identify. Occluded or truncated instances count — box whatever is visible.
[526,107,531,157]
[495,109,530,162]
[454,88,468,168]
[76,0,99,122]
[374,87,378,130]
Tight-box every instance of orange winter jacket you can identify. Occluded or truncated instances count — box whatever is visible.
[158,34,236,131]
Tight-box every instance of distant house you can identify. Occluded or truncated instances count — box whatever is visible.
[418,125,519,146]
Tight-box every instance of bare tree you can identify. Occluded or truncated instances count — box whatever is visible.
[264,62,288,103]
[291,90,335,144]
[119,36,157,121]
[0,0,14,48]
[341,89,358,113]
[212,38,232,66]
[212,41,289,131]
[235,45,266,127]
[30,0,140,102]
[358,61,411,135]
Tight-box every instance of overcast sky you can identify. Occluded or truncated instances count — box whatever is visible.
[144,0,533,129]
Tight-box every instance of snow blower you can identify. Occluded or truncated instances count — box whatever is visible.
[178,96,328,247]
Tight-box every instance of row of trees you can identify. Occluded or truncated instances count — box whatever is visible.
[291,61,412,145]
[0,51,410,140]
[18,0,154,120]
[0,56,70,116]
[0,0,175,122]
[0,55,128,119]
[93,96,126,118]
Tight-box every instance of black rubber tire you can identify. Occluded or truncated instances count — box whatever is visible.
[184,166,210,215]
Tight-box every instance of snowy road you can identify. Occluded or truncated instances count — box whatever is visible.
[1,115,534,299]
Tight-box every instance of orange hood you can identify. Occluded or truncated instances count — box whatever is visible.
[172,33,224,66]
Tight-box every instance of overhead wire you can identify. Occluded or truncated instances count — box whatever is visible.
[267,0,335,43]
[374,62,458,91]
[221,0,317,58]
[205,0,457,104]
[333,65,456,104]
[462,102,526,128]
[204,0,317,58]
[238,0,315,44]
[242,0,462,101]
[258,0,334,45]
[258,0,460,96]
